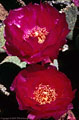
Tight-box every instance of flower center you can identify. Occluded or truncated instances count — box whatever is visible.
[24,26,49,44]
[33,84,57,105]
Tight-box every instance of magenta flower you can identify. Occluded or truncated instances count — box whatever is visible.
[72,0,79,7]
[10,64,75,120]
[4,3,69,64]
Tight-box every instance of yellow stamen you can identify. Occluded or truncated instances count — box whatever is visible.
[24,26,49,44]
[32,83,57,105]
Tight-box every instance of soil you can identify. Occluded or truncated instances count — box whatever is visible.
[0,4,8,21]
